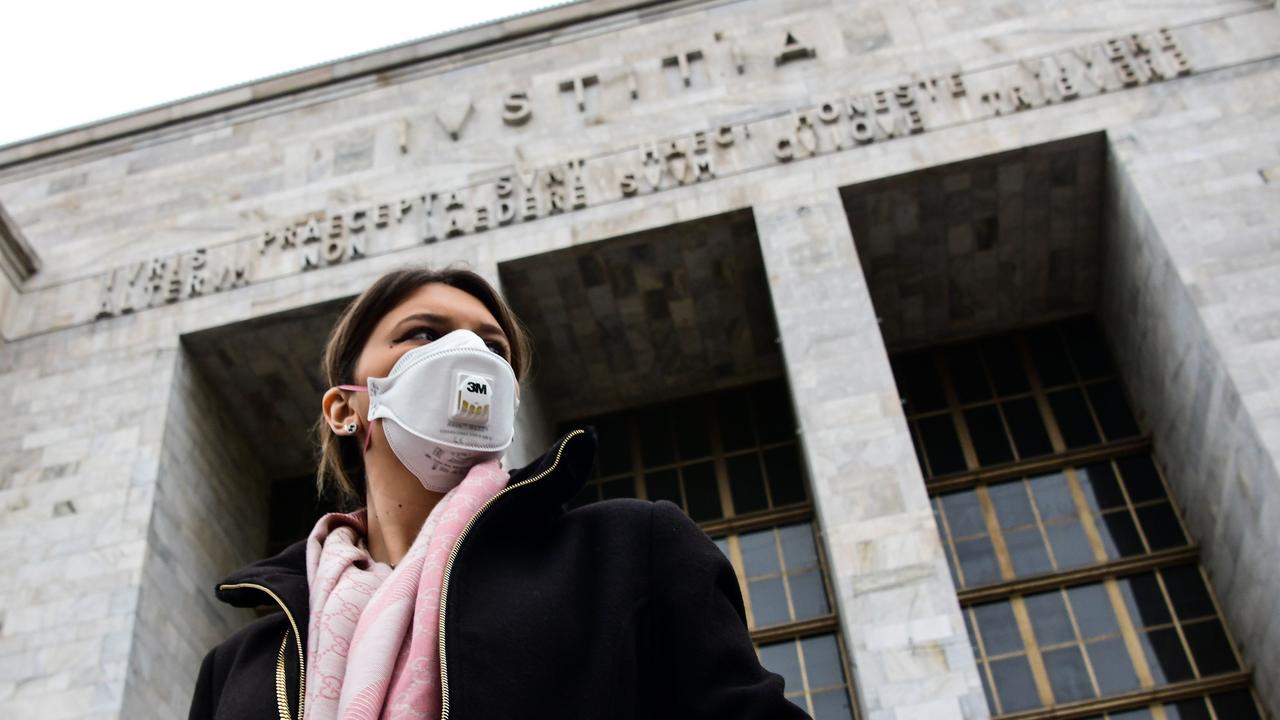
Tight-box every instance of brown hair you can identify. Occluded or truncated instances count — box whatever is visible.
[315,265,532,506]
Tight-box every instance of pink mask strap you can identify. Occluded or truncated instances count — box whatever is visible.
[336,384,374,452]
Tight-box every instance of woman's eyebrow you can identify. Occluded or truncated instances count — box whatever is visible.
[390,312,449,333]
[391,312,506,341]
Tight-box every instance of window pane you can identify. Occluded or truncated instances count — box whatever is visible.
[726,453,769,514]
[1098,511,1145,558]
[1046,521,1095,569]
[639,407,675,466]
[1002,398,1053,458]
[1043,646,1095,703]
[978,668,997,715]
[982,336,1030,395]
[1077,463,1125,510]
[1121,573,1172,627]
[800,634,844,688]
[1048,388,1102,448]
[1209,690,1262,720]
[894,352,947,414]
[955,537,1001,586]
[1137,503,1187,551]
[601,477,634,499]
[717,391,755,451]
[789,570,830,619]
[779,524,819,569]
[1088,380,1140,440]
[1087,637,1140,695]
[941,490,987,537]
[758,640,802,691]
[918,414,967,475]
[1025,590,1076,645]
[741,528,781,576]
[674,400,711,459]
[1028,326,1075,387]
[974,602,1023,655]
[645,469,681,505]
[1030,473,1076,521]
[749,577,790,627]
[763,445,807,506]
[810,690,853,720]
[1168,697,1213,720]
[1116,455,1165,502]
[1067,584,1120,638]
[990,656,1041,713]
[1182,620,1238,675]
[1163,565,1215,620]
[1144,628,1194,684]
[1005,527,1053,578]
[964,405,1014,465]
[989,482,1036,528]
[946,343,992,403]
[682,461,722,521]
[754,382,796,443]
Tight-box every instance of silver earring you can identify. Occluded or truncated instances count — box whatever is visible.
[345,423,357,434]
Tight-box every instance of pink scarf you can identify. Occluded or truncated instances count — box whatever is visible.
[304,460,509,720]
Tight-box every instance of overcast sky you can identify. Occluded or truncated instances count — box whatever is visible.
[0,0,560,147]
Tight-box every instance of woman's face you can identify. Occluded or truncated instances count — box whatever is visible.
[323,282,512,441]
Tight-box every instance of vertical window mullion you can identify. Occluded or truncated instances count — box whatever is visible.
[1152,569,1204,680]
[1018,334,1069,454]
[976,485,1016,583]
[1010,595,1056,708]
[936,350,981,472]
[1102,577,1157,690]
[1062,467,1111,565]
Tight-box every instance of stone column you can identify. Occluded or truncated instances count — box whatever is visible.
[754,189,988,720]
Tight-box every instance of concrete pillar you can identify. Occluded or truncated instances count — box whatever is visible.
[754,189,988,720]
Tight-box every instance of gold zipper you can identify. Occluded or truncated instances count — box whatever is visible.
[275,632,292,720]
[438,429,584,719]
[219,581,306,720]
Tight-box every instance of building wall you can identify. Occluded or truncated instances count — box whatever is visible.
[0,1,1276,718]
[119,347,270,719]
[1099,65,1280,712]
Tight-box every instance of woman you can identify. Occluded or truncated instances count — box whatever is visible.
[188,266,809,720]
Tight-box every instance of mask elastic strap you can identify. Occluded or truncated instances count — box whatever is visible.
[337,384,375,453]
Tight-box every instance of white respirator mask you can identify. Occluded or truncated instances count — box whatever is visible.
[339,328,519,493]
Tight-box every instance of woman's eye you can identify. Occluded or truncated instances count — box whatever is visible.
[401,327,440,343]
[485,342,504,355]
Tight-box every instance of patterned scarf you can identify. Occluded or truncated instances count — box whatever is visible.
[303,460,509,720]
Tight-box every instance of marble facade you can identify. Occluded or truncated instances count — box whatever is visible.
[0,1,1278,718]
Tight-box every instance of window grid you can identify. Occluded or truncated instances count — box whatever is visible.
[967,568,1251,718]
[1075,687,1264,720]
[933,457,1193,590]
[898,318,1142,482]
[563,380,858,719]
[891,317,1263,720]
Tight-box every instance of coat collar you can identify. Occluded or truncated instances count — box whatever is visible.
[213,427,598,615]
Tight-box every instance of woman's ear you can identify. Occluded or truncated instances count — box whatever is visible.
[322,386,362,434]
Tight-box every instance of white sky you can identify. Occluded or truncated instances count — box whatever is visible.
[0,0,561,147]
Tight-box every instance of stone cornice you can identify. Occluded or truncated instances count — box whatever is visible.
[0,201,40,284]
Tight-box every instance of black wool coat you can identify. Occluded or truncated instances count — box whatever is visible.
[188,428,812,720]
